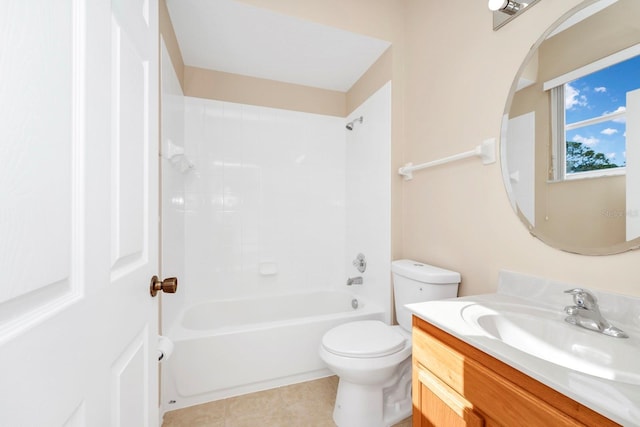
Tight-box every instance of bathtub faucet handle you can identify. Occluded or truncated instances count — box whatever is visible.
[352,253,367,273]
[346,276,363,286]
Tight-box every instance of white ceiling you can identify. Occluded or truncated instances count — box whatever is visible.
[166,0,391,92]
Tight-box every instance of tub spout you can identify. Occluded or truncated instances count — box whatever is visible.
[346,276,363,286]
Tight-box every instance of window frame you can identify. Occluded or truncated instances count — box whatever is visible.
[546,43,640,181]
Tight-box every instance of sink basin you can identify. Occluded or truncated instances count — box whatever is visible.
[461,303,640,385]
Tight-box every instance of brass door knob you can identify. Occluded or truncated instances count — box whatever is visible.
[150,276,178,297]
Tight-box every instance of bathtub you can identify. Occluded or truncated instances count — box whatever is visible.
[162,289,385,411]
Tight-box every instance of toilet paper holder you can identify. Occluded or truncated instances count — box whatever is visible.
[157,336,174,362]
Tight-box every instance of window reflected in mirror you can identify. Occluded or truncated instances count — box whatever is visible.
[548,52,640,181]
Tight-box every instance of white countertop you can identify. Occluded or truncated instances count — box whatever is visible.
[406,270,640,426]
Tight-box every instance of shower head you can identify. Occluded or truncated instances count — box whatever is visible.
[345,116,363,131]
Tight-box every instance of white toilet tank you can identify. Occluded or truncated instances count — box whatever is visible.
[391,259,460,331]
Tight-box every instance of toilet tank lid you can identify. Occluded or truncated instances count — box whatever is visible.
[391,259,460,284]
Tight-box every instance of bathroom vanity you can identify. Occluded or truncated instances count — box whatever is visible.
[407,271,640,426]
[411,316,618,426]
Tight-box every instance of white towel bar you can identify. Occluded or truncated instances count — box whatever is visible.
[398,138,496,181]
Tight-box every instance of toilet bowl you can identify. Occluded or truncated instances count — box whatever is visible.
[320,321,411,385]
[319,260,460,427]
[320,321,412,427]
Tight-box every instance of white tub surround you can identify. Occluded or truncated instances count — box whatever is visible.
[345,82,392,323]
[406,270,640,426]
[160,39,187,330]
[181,97,347,303]
[162,290,383,411]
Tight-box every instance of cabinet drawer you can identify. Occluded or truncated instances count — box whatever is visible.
[416,364,484,427]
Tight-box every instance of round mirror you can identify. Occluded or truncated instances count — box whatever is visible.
[501,0,640,255]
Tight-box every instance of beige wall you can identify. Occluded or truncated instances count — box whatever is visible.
[403,0,640,297]
[159,0,184,89]
[183,66,347,117]
[179,49,393,117]
[544,177,626,250]
[346,47,393,115]
[540,0,640,82]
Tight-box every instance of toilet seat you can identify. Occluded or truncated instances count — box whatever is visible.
[322,320,406,358]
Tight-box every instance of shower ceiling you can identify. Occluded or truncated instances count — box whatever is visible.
[166,0,391,92]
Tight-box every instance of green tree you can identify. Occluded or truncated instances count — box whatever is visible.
[566,140,619,173]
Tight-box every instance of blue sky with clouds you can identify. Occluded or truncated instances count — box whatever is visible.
[565,54,640,167]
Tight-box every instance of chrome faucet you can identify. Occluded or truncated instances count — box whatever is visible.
[563,288,628,338]
[346,276,363,286]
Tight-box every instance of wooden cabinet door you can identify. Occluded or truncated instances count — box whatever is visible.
[415,365,484,427]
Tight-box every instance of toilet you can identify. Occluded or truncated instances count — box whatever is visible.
[319,259,460,427]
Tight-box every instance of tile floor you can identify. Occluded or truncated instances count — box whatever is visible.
[162,376,412,427]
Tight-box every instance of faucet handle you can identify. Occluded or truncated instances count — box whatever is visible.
[352,253,367,273]
[564,305,579,316]
[564,288,598,309]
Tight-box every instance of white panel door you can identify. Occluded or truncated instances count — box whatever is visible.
[506,112,536,226]
[0,0,159,426]
[626,89,640,241]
